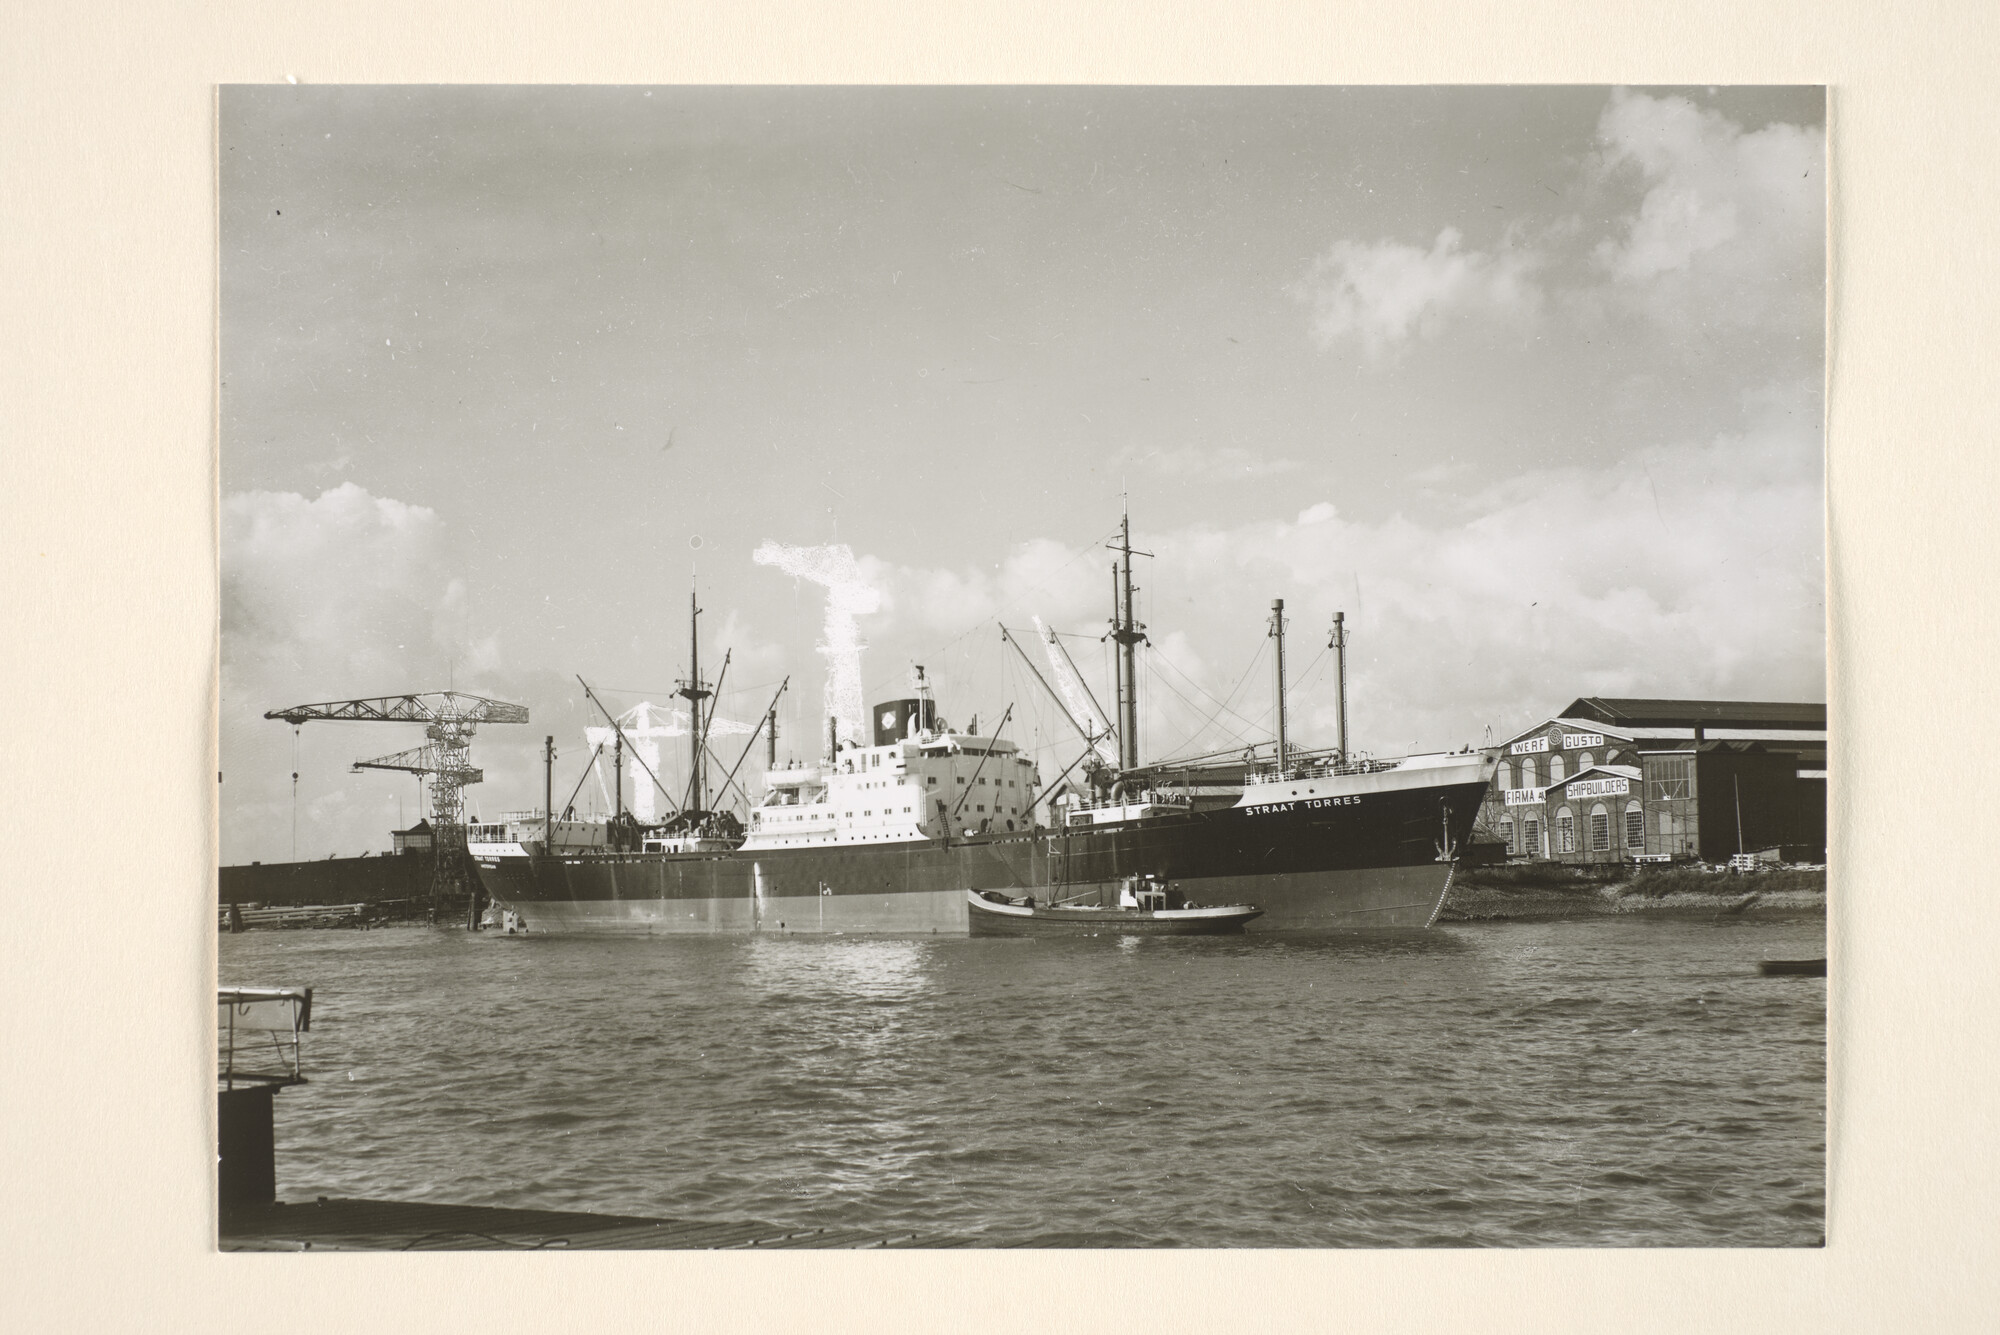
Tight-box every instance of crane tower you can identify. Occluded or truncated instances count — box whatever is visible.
[265,691,530,922]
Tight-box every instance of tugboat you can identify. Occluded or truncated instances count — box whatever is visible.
[964,875,1263,936]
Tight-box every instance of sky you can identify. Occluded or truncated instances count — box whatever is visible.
[219,85,1825,863]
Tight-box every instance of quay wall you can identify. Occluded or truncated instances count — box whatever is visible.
[1440,863,1826,921]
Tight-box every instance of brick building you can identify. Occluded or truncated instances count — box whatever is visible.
[1478,698,1826,865]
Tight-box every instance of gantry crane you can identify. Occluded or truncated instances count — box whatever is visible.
[266,692,530,922]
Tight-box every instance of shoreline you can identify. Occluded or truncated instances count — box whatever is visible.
[1440,866,1827,923]
[217,869,1830,932]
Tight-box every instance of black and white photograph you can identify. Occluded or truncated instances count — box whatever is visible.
[214,84,1827,1251]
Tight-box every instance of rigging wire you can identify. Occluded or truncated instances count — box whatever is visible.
[1149,636,1270,739]
[1142,659,1255,758]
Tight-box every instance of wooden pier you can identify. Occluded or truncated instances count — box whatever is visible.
[220,1196,973,1250]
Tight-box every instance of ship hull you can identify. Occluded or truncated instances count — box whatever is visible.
[474,774,1490,935]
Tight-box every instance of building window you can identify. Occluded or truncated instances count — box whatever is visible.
[1649,757,1692,801]
[1556,808,1575,854]
[1498,816,1514,851]
[1519,758,1538,788]
[1524,817,1541,856]
[1577,751,1594,772]
[1550,755,1567,784]
[1590,804,1610,852]
[1625,802,1644,849]
[1497,761,1512,790]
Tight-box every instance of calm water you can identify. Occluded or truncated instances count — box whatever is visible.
[219,916,1825,1247]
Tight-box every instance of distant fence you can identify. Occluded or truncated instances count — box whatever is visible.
[219,853,431,907]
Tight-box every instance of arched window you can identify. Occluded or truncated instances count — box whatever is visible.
[1524,816,1541,857]
[1550,754,1567,783]
[1498,815,1515,851]
[1519,757,1538,788]
[1556,806,1575,854]
[1497,760,1512,791]
[1625,800,1644,849]
[1605,748,1622,765]
[1589,802,1610,852]
[1577,751,1594,772]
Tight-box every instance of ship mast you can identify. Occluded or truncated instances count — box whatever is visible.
[1330,611,1349,762]
[1107,506,1150,773]
[1270,598,1289,774]
[676,585,712,814]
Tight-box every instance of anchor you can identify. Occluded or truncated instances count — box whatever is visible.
[1434,802,1459,863]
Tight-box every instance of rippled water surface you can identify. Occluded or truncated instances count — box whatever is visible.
[220,917,1825,1247]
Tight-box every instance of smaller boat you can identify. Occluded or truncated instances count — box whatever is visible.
[479,903,531,935]
[964,876,1263,937]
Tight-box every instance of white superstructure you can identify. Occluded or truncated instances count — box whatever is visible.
[743,731,1040,849]
[466,811,608,859]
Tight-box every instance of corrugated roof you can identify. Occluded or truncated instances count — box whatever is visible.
[1636,739,1779,754]
[1561,698,1826,730]
[1548,717,1636,740]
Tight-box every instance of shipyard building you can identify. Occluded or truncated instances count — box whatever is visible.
[1476,698,1826,865]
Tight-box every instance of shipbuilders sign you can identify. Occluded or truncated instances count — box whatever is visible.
[1565,777,1630,799]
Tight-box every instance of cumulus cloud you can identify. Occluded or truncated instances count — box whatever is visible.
[1292,226,1543,359]
[1291,90,1823,359]
[1589,89,1824,334]
[1146,382,1824,755]
[221,484,511,860]
[837,378,1822,765]
[223,483,464,692]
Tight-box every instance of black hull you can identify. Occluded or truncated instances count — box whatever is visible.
[474,776,1492,934]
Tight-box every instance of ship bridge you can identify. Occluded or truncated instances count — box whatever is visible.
[741,696,1041,849]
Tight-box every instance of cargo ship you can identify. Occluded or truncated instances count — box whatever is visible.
[471,515,1496,934]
